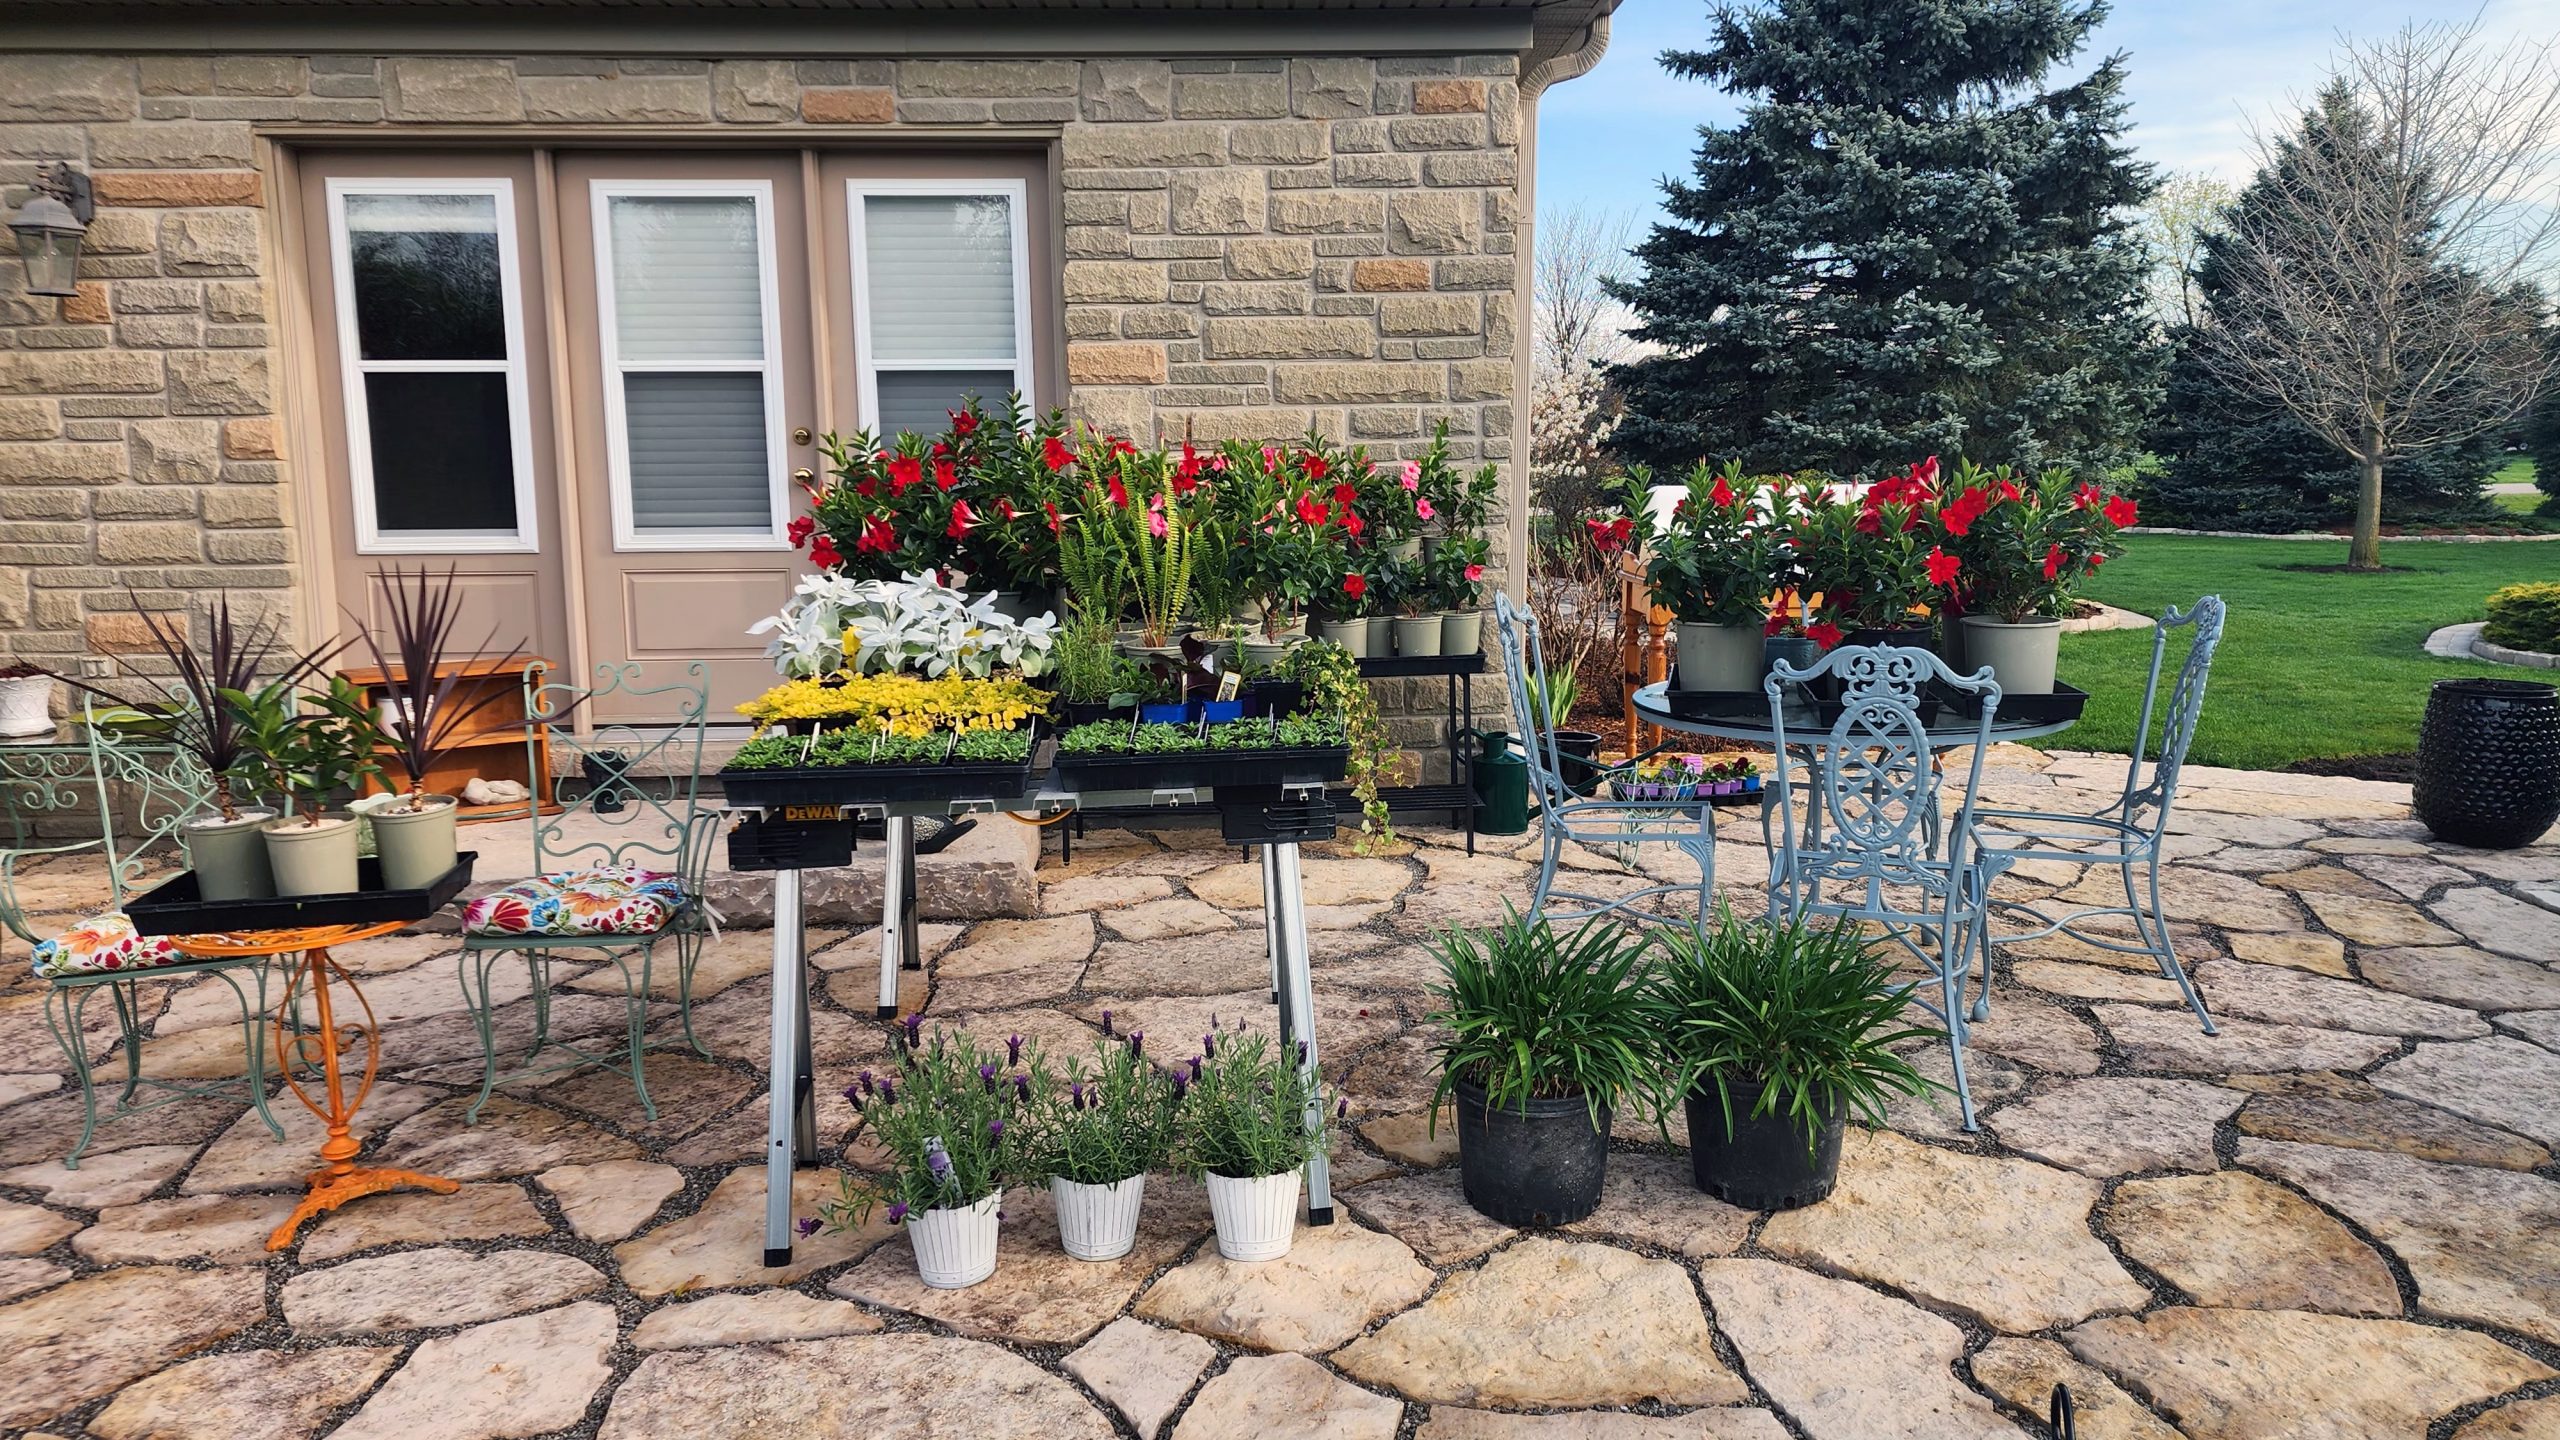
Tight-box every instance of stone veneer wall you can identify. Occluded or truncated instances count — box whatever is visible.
[0,51,1521,756]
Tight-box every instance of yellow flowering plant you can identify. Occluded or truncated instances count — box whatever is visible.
[737,673,1047,737]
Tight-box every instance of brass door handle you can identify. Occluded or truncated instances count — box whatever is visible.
[791,427,813,446]
[792,467,815,485]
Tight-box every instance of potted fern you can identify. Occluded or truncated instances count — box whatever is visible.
[819,1023,1033,1288]
[1176,1021,1330,1262]
[1118,460,1195,658]
[1028,1027,1181,1261]
[1428,910,1660,1226]
[1652,904,1942,1209]
[345,565,526,890]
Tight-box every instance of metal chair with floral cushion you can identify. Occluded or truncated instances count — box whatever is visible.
[1494,593,1726,930]
[457,662,718,1122]
[2,706,293,1166]
[1765,644,2008,1130]
[1964,595,2228,1032]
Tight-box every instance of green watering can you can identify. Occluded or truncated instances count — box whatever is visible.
[1463,728,1531,835]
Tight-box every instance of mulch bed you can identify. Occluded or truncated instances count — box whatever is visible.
[2286,752,2419,784]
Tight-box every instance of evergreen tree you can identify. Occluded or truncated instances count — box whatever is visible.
[2528,329,2560,511]
[2150,85,2502,532]
[1607,0,2160,480]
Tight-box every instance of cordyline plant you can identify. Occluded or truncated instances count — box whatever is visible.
[1023,1029,1183,1187]
[1172,1018,1335,1182]
[816,1022,1039,1231]
[55,590,346,822]
[345,565,527,813]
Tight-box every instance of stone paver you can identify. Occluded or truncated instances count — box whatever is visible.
[1700,1259,2032,1440]
[599,1334,1113,1439]
[1988,1077,2242,1176]
[2228,1071,2550,1170]
[1063,1318,1214,1440]
[0,1144,194,1209]
[632,1290,884,1350]
[299,1181,550,1263]
[2066,1307,2552,1440]
[2456,1397,2560,1439]
[2242,1137,2560,1344]
[0,1266,267,1431]
[2194,960,2491,1038]
[2372,1037,2560,1147]
[0,1198,76,1255]
[1339,1168,1517,1265]
[2225,931,2351,976]
[2101,1169,2399,1315]
[1561,1151,1754,1257]
[1759,1129,2149,1332]
[1969,1338,2180,1440]
[616,1165,892,1295]
[1337,1238,1748,1408]
[372,1095,641,1181]
[2430,886,2560,960]
[1418,1412,1790,1440]
[333,1302,617,1440]
[537,1159,685,1241]
[2092,1004,2401,1073]
[1135,1217,1434,1353]
[87,1345,397,1440]
[73,1191,298,1266]
[1172,1352,1401,1440]
[281,1247,605,1336]
[2359,946,2560,1012]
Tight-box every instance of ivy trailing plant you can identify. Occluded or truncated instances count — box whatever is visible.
[1282,638,1398,847]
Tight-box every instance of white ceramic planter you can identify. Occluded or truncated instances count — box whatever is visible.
[368,795,459,891]
[1674,622,1764,692]
[1206,1170,1300,1262]
[183,810,277,902]
[1052,1175,1145,1262]
[1392,615,1444,657]
[1960,617,2062,696]
[1441,609,1484,656]
[263,815,361,897]
[0,675,55,739]
[907,1190,1002,1289]
[1314,617,1370,659]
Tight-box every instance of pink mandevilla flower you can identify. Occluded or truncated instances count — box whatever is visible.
[1400,461,1421,490]
[1148,509,1167,538]
[1415,497,1436,520]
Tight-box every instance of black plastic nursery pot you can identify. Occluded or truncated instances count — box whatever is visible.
[2413,678,2560,849]
[1684,1082,1845,1212]
[1453,1077,1609,1227]
[1548,729,1606,798]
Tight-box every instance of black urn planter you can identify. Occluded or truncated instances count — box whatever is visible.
[1547,729,1606,798]
[1685,1083,1845,1211]
[1453,1077,1609,1227]
[2414,679,2560,849]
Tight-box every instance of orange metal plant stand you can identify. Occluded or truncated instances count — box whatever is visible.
[171,921,458,1250]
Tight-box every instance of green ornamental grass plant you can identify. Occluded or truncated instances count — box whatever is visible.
[1652,903,1942,1155]
[1027,1031,1182,1186]
[1174,1021,1332,1181]
[1425,909,1662,1129]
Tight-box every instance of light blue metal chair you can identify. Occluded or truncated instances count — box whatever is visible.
[3,706,293,1166]
[1493,592,1723,930]
[1966,596,2228,1033]
[1764,644,2007,1130]
[457,662,719,1123]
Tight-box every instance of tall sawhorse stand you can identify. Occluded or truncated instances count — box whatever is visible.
[758,808,1334,1266]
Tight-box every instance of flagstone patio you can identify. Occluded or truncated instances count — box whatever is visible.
[0,746,2555,1439]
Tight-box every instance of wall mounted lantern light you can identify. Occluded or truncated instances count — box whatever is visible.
[8,162,95,300]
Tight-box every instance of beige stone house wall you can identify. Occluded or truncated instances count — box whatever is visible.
[0,51,1524,767]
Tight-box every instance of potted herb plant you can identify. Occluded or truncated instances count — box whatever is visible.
[235,674,382,897]
[820,1023,1030,1289]
[1427,910,1660,1226]
[1939,466,2134,696]
[345,565,527,891]
[0,662,56,739]
[1620,462,1782,692]
[1652,904,1941,1210]
[1030,1028,1181,1261]
[1176,1021,1329,1262]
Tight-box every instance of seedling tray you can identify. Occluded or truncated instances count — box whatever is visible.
[718,753,1042,808]
[1055,744,1350,794]
[127,852,478,936]
[1661,687,1771,722]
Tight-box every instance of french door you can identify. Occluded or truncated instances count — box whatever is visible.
[300,146,1051,724]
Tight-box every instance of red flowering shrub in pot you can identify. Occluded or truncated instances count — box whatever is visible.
[1789,457,1960,653]
[1621,461,1787,692]
[803,394,1070,602]
[1937,465,2135,695]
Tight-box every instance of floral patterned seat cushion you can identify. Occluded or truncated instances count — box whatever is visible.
[32,911,185,980]
[462,864,688,938]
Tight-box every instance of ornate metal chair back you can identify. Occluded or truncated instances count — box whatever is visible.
[2117,595,2226,834]
[521,662,718,894]
[2,703,212,945]
[1492,593,1581,814]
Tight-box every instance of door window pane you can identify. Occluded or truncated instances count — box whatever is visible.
[623,372,772,533]
[345,192,505,361]
[862,194,1018,362]
[363,373,519,532]
[875,369,1020,437]
[608,195,766,364]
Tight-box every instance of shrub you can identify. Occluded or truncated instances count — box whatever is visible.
[2483,582,2560,653]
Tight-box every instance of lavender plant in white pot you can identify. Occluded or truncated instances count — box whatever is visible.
[1175,1021,1332,1262]
[816,1021,1033,1289]
[1026,1023,1180,1261]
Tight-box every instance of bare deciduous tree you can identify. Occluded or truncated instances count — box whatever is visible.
[2137,170,2233,331]
[2197,19,2560,570]
[1535,203,1636,379]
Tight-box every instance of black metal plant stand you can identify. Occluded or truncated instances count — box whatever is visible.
[1356,651,1483,854]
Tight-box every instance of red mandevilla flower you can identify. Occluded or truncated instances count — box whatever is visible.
[1806,620,1844,650]
[949,409,978,437]
[1295,492,1328,528]
[946,500,975,540]
[1042,435,1074,472]
[1043,501,1063,535]
[1342,573,1367,598]
[1925,546,1961,588]
[998,498,1018,521]
[1304,453,1330,483]
[1708,474,1737,508]
[855,478,879,499]
[887,455,924,495]
[1332,482,1357,509]
[2073,481,2103,510]
[856,516,896,554]
[2043,544,2065,581]
[786,515,815,548]
[1106,475,1130,509]
[809,535,843,569]
[933,458,957,491]
[2104,495,2139,529]
[1464,563,1484,582]
[1341,509,1365,539]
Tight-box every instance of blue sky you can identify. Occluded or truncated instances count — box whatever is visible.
[1539,0,2560,231]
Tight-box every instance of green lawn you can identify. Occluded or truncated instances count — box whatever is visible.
[2035,534,2560,770]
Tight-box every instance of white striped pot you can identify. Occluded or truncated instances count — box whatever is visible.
[906,1190,1002,1289]
[1051,1175,1146,1262]
[1206,1170,1300,1262]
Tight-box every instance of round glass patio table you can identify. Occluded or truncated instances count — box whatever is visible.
[1629,680,2082,748]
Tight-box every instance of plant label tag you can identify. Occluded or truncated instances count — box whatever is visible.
[1217,671,1244,702]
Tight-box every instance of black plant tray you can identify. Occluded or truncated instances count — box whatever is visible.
[726,812,856,872]
[1056,745,1350,794]
[718,752,1042,809]
[1933,679,2090,727]
[127,852,478,936]
[1661,687,1771,722]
